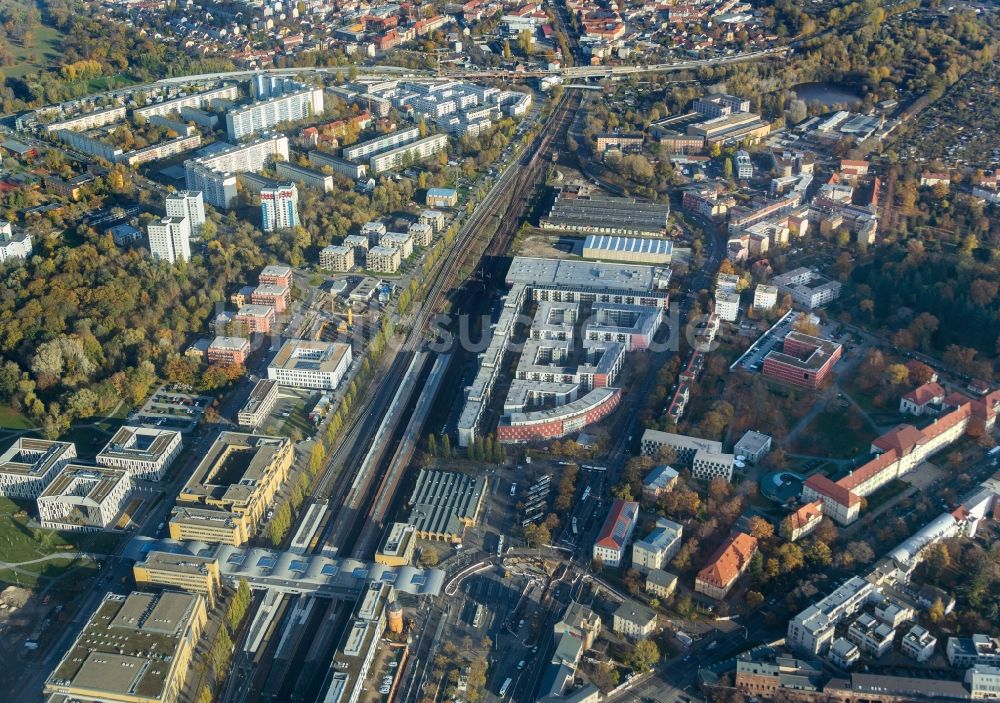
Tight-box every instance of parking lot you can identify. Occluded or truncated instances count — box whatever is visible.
[129,384,211,432]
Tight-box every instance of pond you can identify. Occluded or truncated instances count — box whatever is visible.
[792,82,864,107]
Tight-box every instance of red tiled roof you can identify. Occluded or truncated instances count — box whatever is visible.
[697,533,758,588]
[838,449,899,491]
[788,500,823,531]
[903,382,945,406]
[594,499,637,550]
[805,474,860,507]
[873,424,926,456]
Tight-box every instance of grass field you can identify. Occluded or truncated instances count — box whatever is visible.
[0,404,35,431]
[792,407,876,459]
[0,497,123,566]
[4,24,66,79]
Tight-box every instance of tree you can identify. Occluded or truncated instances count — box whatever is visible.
[929,597,946,623]
[590,661,619,692]
[723,157,733,180]
[419,546,440,567]
[626,639,660,672]
[518,29,533,55]
[745,591,764,608]
[441,434,451,458]
[885,363,910,386]
[502,40,512,59]
[748,516,774,540]
[523,523,551,547]
[427,433,438,457]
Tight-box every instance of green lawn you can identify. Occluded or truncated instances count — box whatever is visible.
[0,497,123,567]
[0,404,35,430]
[4,24,66,79]
[792,407,876,459]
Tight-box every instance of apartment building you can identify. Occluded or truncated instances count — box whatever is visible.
[267,339,352,391]
[948,635,1000,668]
[787,576,876,655]
[96,426,182,481]
[0,438,77,499]
[369,133,449,174]
[320,244,355,271]
[612,600,657,638]
[235,304,277,334]
[184,134,290,208]
[379,231,414,259]
[763,331,843,390]
[251,283,291,313]
[408,222,434,247]
[260,183,299,232]
[165,190,206,228]
[134,84,239,120]
[343,234,370,264]
[645,569,678,600]
[695,532,758,599]
[753,284,778,310]
[259,264,292,287]
[715,289,740,322]
[901,624,937,663]
[367,245,402,273]
[207,336,250,366]
[225,83,324,140]
[828,637,860,669]
[275,160,334,192]
[43,591,207,703]
[419,209,446,232]
[846,612,895,658]
[592,499,638,568]
[736,150,753,179]
[147,216,192,264]
[170,433,293,545]
[770,267,842,309]
[133,551,222,607]
[43,105,126,134]
[631,518,682,573]
[342,126,421,162]
[308,149,368,180]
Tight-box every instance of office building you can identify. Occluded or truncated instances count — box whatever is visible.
[320,244,355,271]
[164,191,205,229]
[96,426,182,481]
[592,499,638,568]
[225,81,323,141]
[366,245,402,273]
[170,432,293,545]
[237,379,279,429]
[770,267,842,309]
[763,331,843,390]
[37,465,133,532]
[133,551,222,608]
[734,430,772,464]
[640,429,723,466]
[260,183,299,232]
[695,532,758,599]
[692,449,737,481]
[642,464,679,502]
[369,133,449,174]
[631,518,682,573]
[44,591,207,703]
[0,221,32,262]
[184,134,290,208]
[612,600,657,638]
[405,469,487,542]
[0,438,77,499]
[147,216,191,264]
[374,522,416,566]
[645,569,678,599]
[267,339,352,391]
[207,336,250,366]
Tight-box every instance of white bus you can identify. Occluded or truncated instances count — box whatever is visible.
[571,517,578,535]
[496,535,505,557]
[473,604,485,628]
[499,677,513,699]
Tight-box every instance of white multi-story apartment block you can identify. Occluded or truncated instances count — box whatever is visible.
[320,245,355,272]
[260,183,299,232]
[715,290,740,322]
[846,612,895,658]
[948,635,1000,668]
[0,221,32,262]
[369,134,448,174]
[379,231,414,260]
[829,637,860,670]
[267,340,352,390]
[753,284,778,310]
[408,222,433,247]
[631,518,682,573]
[165,191,206,228]
[342,126,421,162]
[134,84,239,120]
[147,216,192,264]
[275,161,334,192]
[37,465,133,532]
[366,245,402,273]
[787,577,877,656]
[736,149,753,179]
[343,234,370,264]
[225,83,324,141]
[184,134,289,208]
[901,625,937,663]
[96,426,182,482]
[0,438,77,499]
[237,379,280,430]
[419,210,446,232]
[43,105,126,134]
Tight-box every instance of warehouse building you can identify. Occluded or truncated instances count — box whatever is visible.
[406,469,487,542]
[582,235,673,264]
[542,190,671,237]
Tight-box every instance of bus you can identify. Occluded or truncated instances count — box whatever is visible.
[571,517,578,535]
[499,678,513,699]
[581,486,591,501]
[473,604,485,628]
[496,535,505,557]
